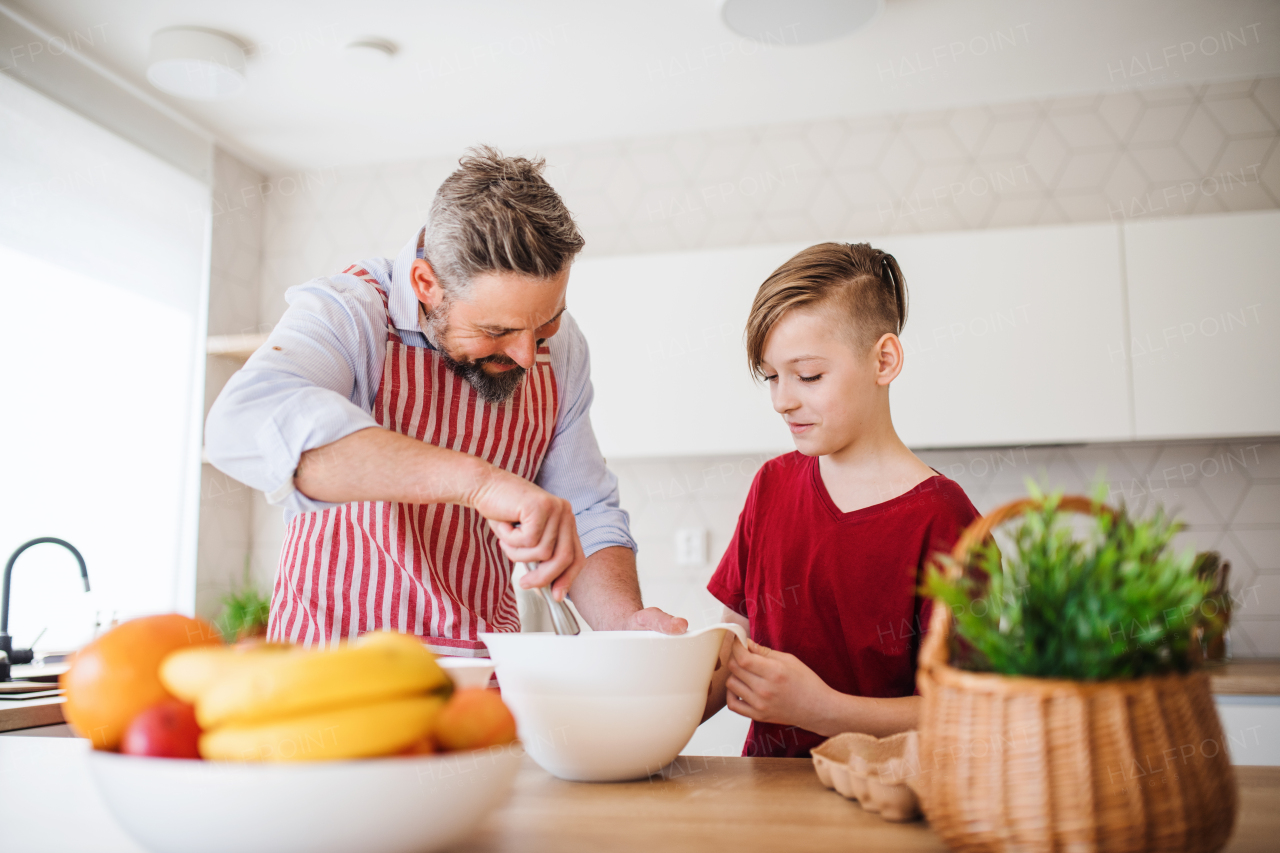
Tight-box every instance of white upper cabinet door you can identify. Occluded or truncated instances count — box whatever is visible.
[1124,210,1280,440]
[568,243,805,459]
[571,224,1134,458]
[876,223,1133,448]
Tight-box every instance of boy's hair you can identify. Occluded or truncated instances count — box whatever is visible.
[745,242,908,379]
[424,145,584,297]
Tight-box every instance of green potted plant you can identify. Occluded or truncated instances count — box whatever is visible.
[215,561,270,643]
[913,485,1235,853]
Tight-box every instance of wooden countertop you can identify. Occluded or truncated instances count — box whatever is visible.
[1208,660,1280,695]
[0,694,64,733]
[453,756,1280,853]
[0,664,66,732]
[1,738,1276,853]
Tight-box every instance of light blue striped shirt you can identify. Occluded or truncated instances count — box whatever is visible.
[204,228,636,556]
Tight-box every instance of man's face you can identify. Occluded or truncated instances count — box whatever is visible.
[410,258,568,403]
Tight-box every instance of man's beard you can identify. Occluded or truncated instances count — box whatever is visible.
[441,352,527,405]
[420,303,527,405]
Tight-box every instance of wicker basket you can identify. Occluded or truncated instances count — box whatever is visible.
[916,496,1237,853]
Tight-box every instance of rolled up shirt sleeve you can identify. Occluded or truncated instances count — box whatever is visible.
[537,314,637,556]
[204,273,388,516]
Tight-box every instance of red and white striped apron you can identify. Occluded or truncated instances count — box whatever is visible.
[268,266,559,655]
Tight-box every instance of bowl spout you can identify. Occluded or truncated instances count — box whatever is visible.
[686,622,748,647]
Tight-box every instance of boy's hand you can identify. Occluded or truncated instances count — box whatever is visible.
[725,640,834,732]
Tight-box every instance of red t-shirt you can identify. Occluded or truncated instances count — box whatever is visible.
[707,452,979,758]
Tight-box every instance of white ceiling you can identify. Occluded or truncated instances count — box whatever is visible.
[9,0,1280,172]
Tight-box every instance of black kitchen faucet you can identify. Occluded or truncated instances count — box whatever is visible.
[1,538,90,682]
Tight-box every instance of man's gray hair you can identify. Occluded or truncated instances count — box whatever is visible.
[423,145,584,297]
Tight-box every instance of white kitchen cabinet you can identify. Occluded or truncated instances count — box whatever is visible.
[1124,210,1280,440]
[570,223,1134,458]
[569,243,804,458]
[876,223,1133,448]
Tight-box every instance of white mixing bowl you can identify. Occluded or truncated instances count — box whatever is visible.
[480,623,746,782]
[87,745,521,853]
[437,656,496,689]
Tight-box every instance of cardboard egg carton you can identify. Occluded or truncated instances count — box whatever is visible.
[811,730,922,822]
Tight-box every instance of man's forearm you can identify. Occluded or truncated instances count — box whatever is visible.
[567,545,644,630]
[295,427,491,506]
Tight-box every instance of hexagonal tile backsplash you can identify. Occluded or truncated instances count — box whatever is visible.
[619,440,1280,657]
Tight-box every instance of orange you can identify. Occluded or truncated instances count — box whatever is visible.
[60,614,221,750]
[434,688,518,751]
[399,732,437,756]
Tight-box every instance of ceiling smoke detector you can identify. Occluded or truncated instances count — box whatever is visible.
[720,0,884,45]
[147,27,247,100]
[344,39,398,69]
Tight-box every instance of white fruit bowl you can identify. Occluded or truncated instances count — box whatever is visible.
[480,623,746,782]
[86,745,521,853]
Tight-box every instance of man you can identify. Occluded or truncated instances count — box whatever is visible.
[206,146,686,652]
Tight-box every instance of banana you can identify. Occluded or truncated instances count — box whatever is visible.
[160,644,296,703]
[354,630,422,649]
[200,695,445,762]
[196,631,450,729]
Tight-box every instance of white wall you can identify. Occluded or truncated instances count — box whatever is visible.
[195,150,270,622]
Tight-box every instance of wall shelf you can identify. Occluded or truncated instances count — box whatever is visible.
[206,332,270,361]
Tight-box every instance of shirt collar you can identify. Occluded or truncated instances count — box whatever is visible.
[388,226,426,334]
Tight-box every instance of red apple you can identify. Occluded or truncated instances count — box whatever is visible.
[121,698,202,758]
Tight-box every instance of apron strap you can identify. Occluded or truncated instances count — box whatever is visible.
[342,264,400,343]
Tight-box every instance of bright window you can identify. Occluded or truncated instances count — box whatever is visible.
[0,74,210,652]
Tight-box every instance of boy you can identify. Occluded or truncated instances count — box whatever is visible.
[703,242,979,758]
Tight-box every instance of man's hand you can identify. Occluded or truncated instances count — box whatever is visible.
[565,546,687,635]
[725,640,835,731]
[619,606,688,635]
[470,467,587,601]
[295,428,588,600]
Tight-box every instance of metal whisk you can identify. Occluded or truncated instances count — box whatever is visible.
[512,561,580,635]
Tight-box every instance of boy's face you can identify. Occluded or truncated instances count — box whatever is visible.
[759,308,902,457]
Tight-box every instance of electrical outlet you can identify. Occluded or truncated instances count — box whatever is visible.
[674,527,708,566]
